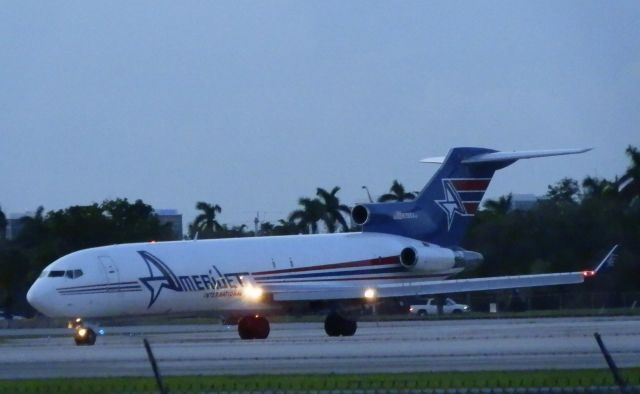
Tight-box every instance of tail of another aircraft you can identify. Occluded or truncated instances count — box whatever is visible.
[352,147,590,246]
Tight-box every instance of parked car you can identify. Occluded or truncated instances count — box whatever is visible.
[409,297,470,316]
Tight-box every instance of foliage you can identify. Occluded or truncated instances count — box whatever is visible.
[378,180,416,202]
[189,201,223,239]
[0,206,6,241]
[289,186,351,233]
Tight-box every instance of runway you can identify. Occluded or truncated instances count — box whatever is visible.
[1,316,639,379]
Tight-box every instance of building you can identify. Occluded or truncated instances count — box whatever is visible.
[509,194,539,211]
[6,212,35,240]
[156,209,183,240]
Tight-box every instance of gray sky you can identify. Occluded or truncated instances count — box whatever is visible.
[1,1,639,230]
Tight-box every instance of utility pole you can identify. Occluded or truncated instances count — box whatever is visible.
[362,186,373,203]
[254,212,259,236]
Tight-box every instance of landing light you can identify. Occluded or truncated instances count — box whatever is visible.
[582,270,596,278]
[364,288,376,300]
[77,328,87,338]
[243,284,264,301]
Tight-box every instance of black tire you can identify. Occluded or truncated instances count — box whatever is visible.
[324,313,342,337]
[452,309,462,314]
[341,319,357,336]
[324,313,358,337]
[238,316,255,340]
[255,316,270,339]
[417,310,427,317]
[238,316,271,340]
[74,328,96,346]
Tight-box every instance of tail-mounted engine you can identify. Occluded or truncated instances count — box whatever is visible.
[399,245,483,273]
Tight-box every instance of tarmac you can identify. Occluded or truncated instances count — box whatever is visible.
[1,316,639,379]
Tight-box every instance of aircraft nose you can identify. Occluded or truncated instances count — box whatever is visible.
[27,280,51,316]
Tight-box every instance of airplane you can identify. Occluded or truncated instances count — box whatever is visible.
[26,147,618,345]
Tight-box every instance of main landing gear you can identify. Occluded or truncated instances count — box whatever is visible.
[69,318,97,346]
[238,315,270,339]
[324,312,357,337]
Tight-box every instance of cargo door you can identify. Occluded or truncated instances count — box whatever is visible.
[98,255,120,285]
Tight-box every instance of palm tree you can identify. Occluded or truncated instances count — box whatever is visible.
[192,202,222,238]
[316,186,351,232]
[289,198,325,234]
[619,145,640,201]
[378,180,416,202]
[273,218,300,236]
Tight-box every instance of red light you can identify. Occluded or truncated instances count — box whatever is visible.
[150,240,156,244]
[582,270,595,277]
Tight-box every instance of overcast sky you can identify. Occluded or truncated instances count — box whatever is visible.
[1,1,639,229]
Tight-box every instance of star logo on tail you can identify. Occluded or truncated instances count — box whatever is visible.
[435,178,490,231]
[436,180,467,230]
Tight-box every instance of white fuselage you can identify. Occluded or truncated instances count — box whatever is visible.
[27,232,461,319]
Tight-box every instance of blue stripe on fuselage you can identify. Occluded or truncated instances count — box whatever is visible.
[256,265,406,281]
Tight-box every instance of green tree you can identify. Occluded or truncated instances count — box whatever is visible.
[273,219,300,236]
[102,198,172,243]
[191,202,223,238]
[482,194,513,216]
[619,145,640,201]
[546,178,580,203]
[0,206,6,241]
[217,224,251,238]
[14,206,47,249]
[316,186,351,232]
[289,198,325,234]
[582,176,617,200]
[378,180,416,202]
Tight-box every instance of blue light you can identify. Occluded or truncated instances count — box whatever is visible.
[98,329,105,335]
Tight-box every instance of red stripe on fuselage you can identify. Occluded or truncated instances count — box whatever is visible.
[451,179,490,191]
[253,256,399,276]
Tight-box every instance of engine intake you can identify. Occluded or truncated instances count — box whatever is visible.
[351,205,370,225]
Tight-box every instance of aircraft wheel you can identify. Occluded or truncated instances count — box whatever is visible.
[238,315,270,340]
[324,313,357,337]
[324,313,342,337]
[74,327,96,346]
[341,319,357,336]
[238,316,255,339]
[254,316,270,339]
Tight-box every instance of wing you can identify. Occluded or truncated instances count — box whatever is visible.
[262,245,618,302]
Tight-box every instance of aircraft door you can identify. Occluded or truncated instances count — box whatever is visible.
[98,256,120,284]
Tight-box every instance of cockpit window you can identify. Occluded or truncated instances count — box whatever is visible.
[63,269,84,279]
[48,270,65,277]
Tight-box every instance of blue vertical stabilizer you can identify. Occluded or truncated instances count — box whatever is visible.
[352,147,590,246]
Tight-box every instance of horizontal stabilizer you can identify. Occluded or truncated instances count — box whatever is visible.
[419,148,591,165]
[462,148,591,164]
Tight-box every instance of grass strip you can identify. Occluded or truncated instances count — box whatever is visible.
[1,368,639,393]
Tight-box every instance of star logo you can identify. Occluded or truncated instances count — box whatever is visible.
[436,180,468,230]
[138,251,183,308]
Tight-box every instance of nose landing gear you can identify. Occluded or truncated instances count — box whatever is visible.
[69,318,97,346]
